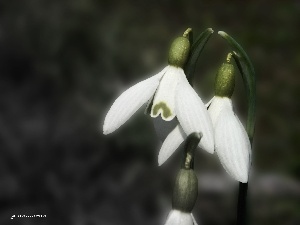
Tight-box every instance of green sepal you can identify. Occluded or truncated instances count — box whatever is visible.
[218,31,256,144]
[172,169,198,212]
[184,28,214,86]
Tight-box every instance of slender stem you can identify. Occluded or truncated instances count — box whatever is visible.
[227,52,232,63]
[236,182,248,225]
[183,28,192,38]
[181,132,202,170]
[184,28,214,86]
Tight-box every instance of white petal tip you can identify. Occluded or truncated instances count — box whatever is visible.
[199,142,215,154]
[241,179,248,183]
[102,124,110,135]
[207,148,215,154]
[206,143,215,154]
[223,160,250,182]
[236,174,249,183]
[157,125,185,167]
[157,156,162,166]
[158,154,167,166]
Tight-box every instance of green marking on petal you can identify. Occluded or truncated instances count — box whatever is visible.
[152,102,172,119]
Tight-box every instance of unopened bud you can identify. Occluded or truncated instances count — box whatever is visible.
[172,169,198,212]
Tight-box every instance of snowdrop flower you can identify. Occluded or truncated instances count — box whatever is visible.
[163,133,201,225]
[103,29,214,154]
[207,54,251,183]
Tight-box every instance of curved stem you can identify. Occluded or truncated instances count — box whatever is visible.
[184,28,214,86]
[181,132,202,170]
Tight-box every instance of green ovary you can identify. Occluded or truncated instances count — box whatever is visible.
[152,102,172,119]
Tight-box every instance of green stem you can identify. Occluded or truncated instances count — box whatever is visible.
[232,52,256,144]
[184,28,214,86]
[181,132,202,170]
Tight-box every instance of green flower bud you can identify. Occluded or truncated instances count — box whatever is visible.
[215,53,235,98]
[168,30,191,68]
[172,169,198,212]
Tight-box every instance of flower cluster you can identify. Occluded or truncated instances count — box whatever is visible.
[102,28,254,224]
[103,31,250,183]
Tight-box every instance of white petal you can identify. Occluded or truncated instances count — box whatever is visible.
[164,210,193,225]
[191,214,199,225]
[158,125,186,166]
[153,117,179,141]
[208,96,228,127]
[214,98,251,183]
[103,67,167,134]
[175,73,214,153]
[151,66,181,121]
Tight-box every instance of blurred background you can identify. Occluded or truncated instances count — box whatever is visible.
[0,0,299,224]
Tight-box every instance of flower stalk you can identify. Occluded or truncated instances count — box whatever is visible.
[182,132,202,170]
[184,28,214,85]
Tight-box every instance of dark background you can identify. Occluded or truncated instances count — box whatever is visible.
[0,0,299,225]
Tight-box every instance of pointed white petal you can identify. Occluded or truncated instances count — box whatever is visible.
[208,96,228,127]
[151,66,181,121]
[191,214,199,225]
[214,99,251,183]
[164,210,193,225]
[158,125,186,165]
[205,96,215,108]
[153,117,179,141]
[175,72,214,153]
[103,67,167,134]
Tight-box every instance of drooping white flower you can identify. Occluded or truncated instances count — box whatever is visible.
[103,30,214,155]
[207,96,251,183]
[102,66,168,135]
[103,65,213,151]
[164,210,198,225]
[206,54,251,183]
